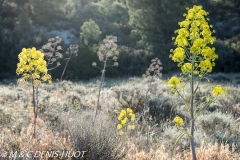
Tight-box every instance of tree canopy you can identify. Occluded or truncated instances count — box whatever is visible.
[0,0,240,80]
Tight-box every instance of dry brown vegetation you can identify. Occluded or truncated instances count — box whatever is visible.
[0,73,240,159]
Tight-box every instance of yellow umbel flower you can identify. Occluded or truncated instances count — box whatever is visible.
[127,125,135,130]
[117,124,122,129]
[16,47,51,85]
[212,85,228,97]
[117,108,136,136]
[121,117,128,125]
[168,76,182,93]
[129,113,135,121]
[174,116,184,126]
[168,76,181,87]
[118,113,124,121]
[171,5,217,76]
[118,109,127,120]
[127,108,133,113]
[171,47,186,62]
[119,130,124,136]
[181,63,192,74]
[199,59,212,73]
[121,110,127,115]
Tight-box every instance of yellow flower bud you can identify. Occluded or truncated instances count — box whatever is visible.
[174,116,184,126]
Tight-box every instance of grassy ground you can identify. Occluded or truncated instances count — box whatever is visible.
[0,73,240,159]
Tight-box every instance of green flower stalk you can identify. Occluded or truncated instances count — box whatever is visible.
[16,47,51,138]
[168,5,228,160]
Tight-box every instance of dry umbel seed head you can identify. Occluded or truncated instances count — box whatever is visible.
[113,56,118,61]
[40,36,63,67]
[67,44,79,56]
[93,35,119,68]
[143,58,163,80]
[92,62,97,67]
[114,62,119,67]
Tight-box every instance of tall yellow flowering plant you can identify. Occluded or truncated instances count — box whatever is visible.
[169,6,228,160]
[16,47,51,138]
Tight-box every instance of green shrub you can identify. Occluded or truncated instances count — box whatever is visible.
[80,19,102,45]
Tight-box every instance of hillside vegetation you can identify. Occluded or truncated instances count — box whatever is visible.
[1,0,240,80]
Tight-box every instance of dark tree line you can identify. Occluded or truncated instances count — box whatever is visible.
[0,0,240,80]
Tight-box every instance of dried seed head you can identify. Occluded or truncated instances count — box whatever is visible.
[56,52,63,58]
[114,62,119,67]
[105,43,111,49]
[99,44,105,51]
[143,58,163,79]
[51,58,56,62]
[113,56,118,61]
[115,50,119,56]
[92,62,97,67]
[66,44,78,56]
[46,43,52,48]
[47,52,53,57]
[48,38,55,42]
[93,35,119,67]
[97,51,104,61]
[41,36,63,69]
[107,51,112,57]
[57,46,62,50]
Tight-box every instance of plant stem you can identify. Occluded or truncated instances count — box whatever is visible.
[31,76,37,139]
[61,56,71,81]
[36,87,38,120]
[93,54,108,125]
[144,76,154,148]
[190,62,196,160]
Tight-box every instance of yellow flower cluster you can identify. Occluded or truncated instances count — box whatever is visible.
[181,63,192,74]
[117,108,135,136]
[171,48,186,63]
[170,5,218,76]
[212,85,228,97]
[167,76,182,93]
[174,116,184,126]
[167,76,181,87]
[199,59,213,73]
[16,47,51,85]
[174,116,185,130]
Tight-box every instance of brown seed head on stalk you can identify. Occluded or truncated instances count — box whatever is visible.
[67,44,79,56]
[92,62,97,67]
[39,36,63,67]
[143,58,163,79]
[94,35,119,67]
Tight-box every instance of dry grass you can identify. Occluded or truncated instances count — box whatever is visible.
[125,142,239,160]
[0,74,239,159]
[0,118,72,159]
